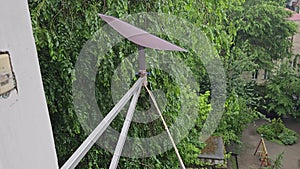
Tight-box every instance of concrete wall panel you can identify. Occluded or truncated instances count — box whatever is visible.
[0,1,58,169]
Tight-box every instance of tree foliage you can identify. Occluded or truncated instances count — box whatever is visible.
[266,63,300,117]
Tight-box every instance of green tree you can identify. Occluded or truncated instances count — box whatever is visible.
[230,0,299,118]
[265,63,300,117]
[227,0,296,78]
[214,0,297,142]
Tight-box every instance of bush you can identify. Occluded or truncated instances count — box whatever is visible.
[257,118,298,145]
[278,129,298,145]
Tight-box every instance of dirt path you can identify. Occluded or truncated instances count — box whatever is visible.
[228,119,300,169]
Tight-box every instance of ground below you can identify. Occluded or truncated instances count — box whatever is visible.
[228,118,300,169]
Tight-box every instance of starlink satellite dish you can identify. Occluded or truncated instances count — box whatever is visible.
[98,14,187,51]
[98,14,187,73]
[62,14,187,169]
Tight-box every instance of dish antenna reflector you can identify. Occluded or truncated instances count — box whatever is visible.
[98,14,187,51]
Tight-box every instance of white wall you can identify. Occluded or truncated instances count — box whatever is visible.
[0,0,58,169]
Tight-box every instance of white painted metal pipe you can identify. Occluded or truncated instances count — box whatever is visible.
[109,84,142,169]
[61,77,145,169]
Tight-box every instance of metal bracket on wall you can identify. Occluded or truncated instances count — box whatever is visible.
[0,52,16,98]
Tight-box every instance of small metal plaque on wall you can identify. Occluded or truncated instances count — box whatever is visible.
[0,52,16,98]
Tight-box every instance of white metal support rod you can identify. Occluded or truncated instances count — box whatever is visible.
[145,86,186,169]
[61,77,146,169]
[109,84,142,169]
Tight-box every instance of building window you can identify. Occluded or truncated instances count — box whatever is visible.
[264,70,268,80]
[252,70,258,80]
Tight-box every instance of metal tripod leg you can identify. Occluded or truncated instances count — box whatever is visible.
[61,77,145,169]
[109,84,142,169]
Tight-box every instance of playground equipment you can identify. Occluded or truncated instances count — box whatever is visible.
[254,136,271,167]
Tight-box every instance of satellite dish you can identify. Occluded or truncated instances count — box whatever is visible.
[62,14,187,169]
[98,14,187,51]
